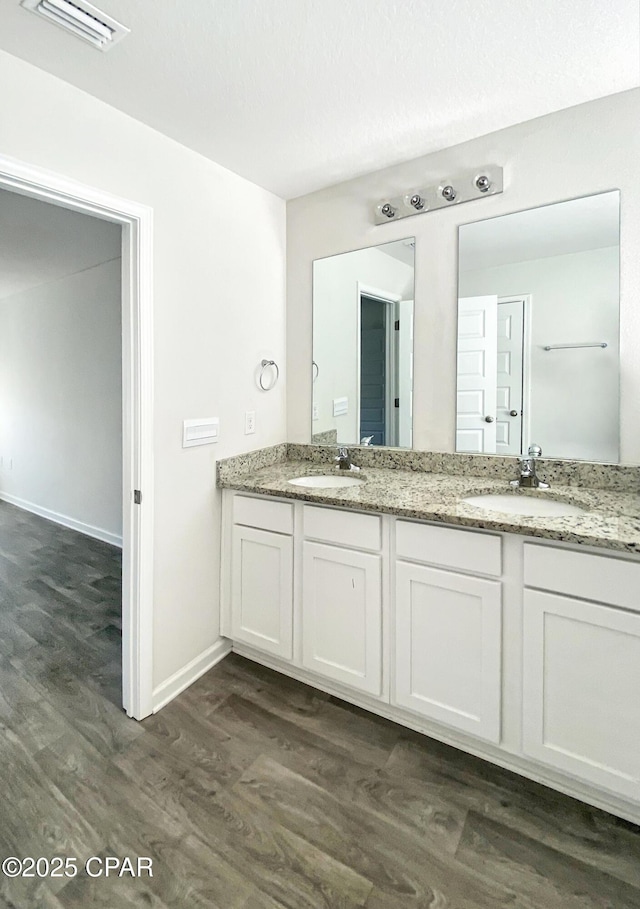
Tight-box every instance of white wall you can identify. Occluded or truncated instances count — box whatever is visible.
[0,258,123,541]
[0,49,287,691]
[287,88,640,464]
[460,246,620,462]
[313,246,413,443]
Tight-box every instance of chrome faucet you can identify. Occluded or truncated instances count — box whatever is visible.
[511,444,549,489]
[335,446,361,471]
[360,435,374,446]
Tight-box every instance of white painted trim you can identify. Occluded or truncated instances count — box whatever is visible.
[0,152,154,720]
[0,491,123,547]
[152,638,232,713]
[498,294,532,455]
[219,489,233,637]
[521,293,533,452]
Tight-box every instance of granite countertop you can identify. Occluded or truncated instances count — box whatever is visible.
[218,456,640,555]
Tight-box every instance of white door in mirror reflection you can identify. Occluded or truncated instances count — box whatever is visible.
[456,296,498,452]
[457,296,527,455]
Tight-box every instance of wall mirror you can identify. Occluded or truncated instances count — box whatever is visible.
[312,238,415,447]
[456,191,620,462]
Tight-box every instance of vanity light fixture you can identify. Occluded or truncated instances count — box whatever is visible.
[379,202,397,219]
[373,165,503,225]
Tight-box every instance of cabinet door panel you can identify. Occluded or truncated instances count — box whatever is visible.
[523,590,640,800]
[395,562,502,742]
[302,542,382,695]
[231,526,293,659]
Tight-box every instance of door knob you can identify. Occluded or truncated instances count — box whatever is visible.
[509,409,519,417]
[484,416,494,423]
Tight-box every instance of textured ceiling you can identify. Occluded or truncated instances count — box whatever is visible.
[0,188,121,300]
[0,0,638,199]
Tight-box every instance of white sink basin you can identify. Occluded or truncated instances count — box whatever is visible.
[288,475,365,489]
[462,493,586,517]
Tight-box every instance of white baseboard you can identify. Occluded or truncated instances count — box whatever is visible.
[152,637,232,713]
[0,491,123,547]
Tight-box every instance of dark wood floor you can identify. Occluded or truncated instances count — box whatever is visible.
[1,500,640,908]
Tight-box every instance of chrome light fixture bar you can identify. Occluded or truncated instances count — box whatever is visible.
[374,165,503,225]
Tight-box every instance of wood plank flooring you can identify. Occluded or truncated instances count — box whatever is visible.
[1,499,640,908]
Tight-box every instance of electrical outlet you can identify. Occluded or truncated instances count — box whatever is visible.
[312,403,319,421]
[244,411,256,434]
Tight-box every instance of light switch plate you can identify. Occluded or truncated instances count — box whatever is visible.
[183,418,219,447]
[312,403,319,421]
[333,397,348,417]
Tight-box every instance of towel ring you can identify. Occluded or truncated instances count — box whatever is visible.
[259,358,279,391]
[312,360,319,382]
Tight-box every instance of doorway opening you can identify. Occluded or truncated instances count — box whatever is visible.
[358,290,413,447]
[0,155,154,719]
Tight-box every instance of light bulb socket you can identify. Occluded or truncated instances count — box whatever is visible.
[409,193,424,210]
[475,175,491,193]
[380,202,396,218]
[442,185,456,202]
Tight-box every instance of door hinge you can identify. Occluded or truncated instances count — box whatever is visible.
[394,319,400,330]
[394,398,400,408]
[134,489,142,504]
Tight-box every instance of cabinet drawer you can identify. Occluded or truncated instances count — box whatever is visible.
[303,505,381,552]
[523,544,640,612]
[396,521,502,577]
[233,495,293,535]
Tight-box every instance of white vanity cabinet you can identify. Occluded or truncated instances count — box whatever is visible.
[522,544,640,801]
[221,489,640,824]
[229,495,294,659]
[301,505,383,696]
[394,521,503,742]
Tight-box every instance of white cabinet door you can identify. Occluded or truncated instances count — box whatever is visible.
[302,542,382,696]
[394,562,502,743]
[523,589,640,801]
[231,526,293,659]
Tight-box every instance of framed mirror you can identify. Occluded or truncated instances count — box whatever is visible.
[312,238,415,447]
[456,191,620,462]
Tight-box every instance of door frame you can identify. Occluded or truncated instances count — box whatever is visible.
[356,282,402,446]
[0,152,154,720]
[498,294,532,455]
